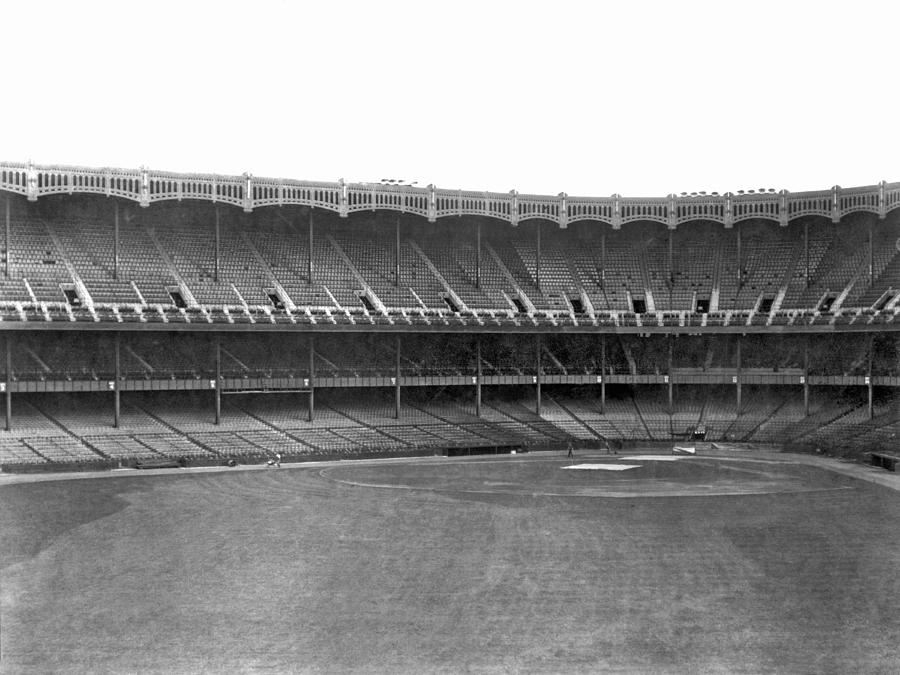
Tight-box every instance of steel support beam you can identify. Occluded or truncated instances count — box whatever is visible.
[308,336,315,422]
[535,334,542,416]
[475,221,481,290]
[395,215,401,287]
[804,221,809,288]
[668,228,674,286]
[308,210,314,284]
[475,335,482,418]
[736,335,742,415]
[600,231,606,288]
[214,336,222,425]
[5,197,10,279]
[668,336,673,414]
[113,201,119,281]
[869,219,874,284]
[600,334,606,414]
[5,335,11,431]
[868,334,874,420]
[395,334,401,419]
[113,333,121,428]
[803,335,810,416]
[214,206,220,282]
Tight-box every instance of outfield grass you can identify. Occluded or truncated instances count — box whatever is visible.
[3,454,900,673]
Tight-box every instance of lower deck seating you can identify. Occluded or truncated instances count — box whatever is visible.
[0,437,45,464]
[23,436,101,462]
[0,388,896,467]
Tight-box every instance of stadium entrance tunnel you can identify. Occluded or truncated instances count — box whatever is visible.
[319,454,858,499]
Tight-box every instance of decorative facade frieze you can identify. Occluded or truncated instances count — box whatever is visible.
[0,162,896,228]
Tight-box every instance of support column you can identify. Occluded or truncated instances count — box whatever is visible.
[668,228,674,286]
[868,334,874,420]
[475,335,482,418]
[395,334,401,419]
[736,223,742,286]
[214,206,220,282]
[5,335,11,431]
[803,335,810,416]
[667,336,673,414]
[804,221,809,288]
[308,210,314,284]
[535,334,542,416]
[600,334,606,414]
[535,223,541,292]
[736,335,742,415]
[214,336,221,425]
[475,222,481,290]
[600,231,606,288]
[5,196,10,279]
[869,219,874,285]
[395,214,401,287]
[114,202,120,281]
[113,333,121,429]
[308,336,315,422]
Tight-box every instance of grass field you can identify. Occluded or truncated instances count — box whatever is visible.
[3,452,900,673]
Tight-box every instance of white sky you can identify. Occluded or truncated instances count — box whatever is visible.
[2,0,897,197]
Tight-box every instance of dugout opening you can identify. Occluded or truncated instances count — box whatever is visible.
[442,445,524,457]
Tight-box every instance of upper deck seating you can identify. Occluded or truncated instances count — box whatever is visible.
[0,207,894,319]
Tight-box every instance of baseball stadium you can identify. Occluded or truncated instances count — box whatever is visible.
[2,163,900,673]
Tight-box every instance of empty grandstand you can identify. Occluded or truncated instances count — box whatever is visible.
[0,162,898,469]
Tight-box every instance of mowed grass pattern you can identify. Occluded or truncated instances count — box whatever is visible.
[3,456,900,674]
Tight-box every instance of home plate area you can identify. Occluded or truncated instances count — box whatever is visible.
[321,453,855,499]
[564,455,691,470]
